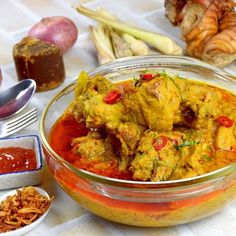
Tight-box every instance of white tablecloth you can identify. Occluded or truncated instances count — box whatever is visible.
[1,0,236,235]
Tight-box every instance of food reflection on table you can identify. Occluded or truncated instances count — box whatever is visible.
[49,71,236,182]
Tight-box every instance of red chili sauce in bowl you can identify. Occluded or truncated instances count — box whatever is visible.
[0,147,37,174]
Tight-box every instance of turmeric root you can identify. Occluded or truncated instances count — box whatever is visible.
[165,0,236,67]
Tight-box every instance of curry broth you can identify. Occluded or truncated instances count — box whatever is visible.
[49,114,133,179]
[49,72,236,181]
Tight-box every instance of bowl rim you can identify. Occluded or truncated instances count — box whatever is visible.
[39,55,236,188]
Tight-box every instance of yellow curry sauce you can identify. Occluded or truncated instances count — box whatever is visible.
[49,71,236,182]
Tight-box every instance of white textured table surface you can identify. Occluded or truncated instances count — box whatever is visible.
[1,1,236,235]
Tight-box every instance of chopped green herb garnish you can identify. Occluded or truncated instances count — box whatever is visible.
[133,76,141,87]
[133,70,154,87]
[159,70,169,78]
[177,75,186,80]
[174,140,197,151]
[142,68,149,74]
[159,70,184,101]
[168,77,184,102]
[201,154,212,161]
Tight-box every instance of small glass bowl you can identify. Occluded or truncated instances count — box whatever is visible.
[40,55,236,227]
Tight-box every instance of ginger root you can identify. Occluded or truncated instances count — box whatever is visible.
[165,0,236,67]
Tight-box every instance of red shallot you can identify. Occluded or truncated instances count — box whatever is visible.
[28,16,78,53]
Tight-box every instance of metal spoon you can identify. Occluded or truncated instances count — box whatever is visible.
[0,79,36,120]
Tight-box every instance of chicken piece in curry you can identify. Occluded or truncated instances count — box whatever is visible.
[50,71,236,181]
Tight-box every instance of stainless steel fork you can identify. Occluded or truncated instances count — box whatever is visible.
[0,107,38,138]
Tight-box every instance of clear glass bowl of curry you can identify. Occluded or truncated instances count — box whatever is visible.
[40,55,236,227]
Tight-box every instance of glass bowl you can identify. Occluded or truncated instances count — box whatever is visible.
[40,55,236,227]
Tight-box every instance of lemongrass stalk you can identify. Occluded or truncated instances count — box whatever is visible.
[122,33,149,55]
[97,9,149,56]
[110,30,133,58]
[89,25,115,64]
[96,9,133,58]
[76,5,183,55]
[97,8,118,21]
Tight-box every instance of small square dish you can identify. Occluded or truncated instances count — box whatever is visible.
[0,135,43,190]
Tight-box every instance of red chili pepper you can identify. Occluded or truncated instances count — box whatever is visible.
[152,136,168,151]
[140,73,154,81]
[170,138,179,146]
[216,116,234,128]
[104,90,121,104]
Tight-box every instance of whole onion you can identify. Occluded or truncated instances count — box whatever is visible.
[28,16,78,53]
